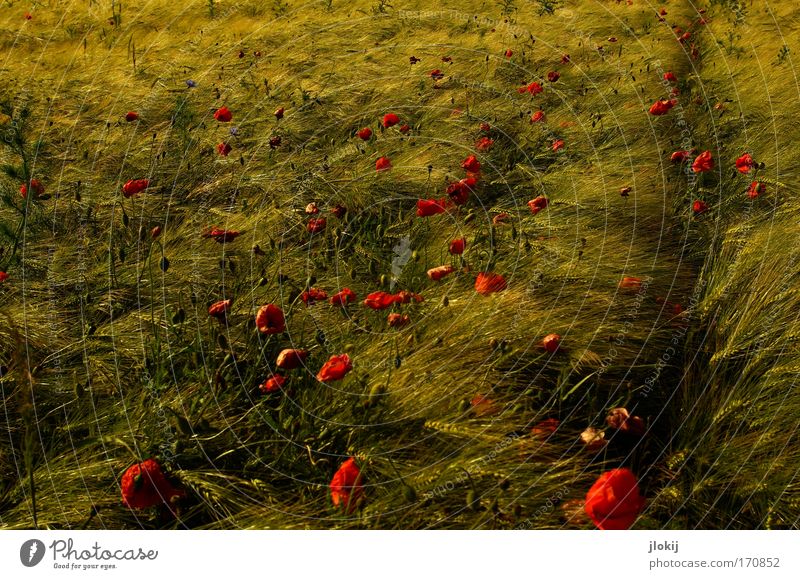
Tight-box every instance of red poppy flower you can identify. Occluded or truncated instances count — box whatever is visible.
[679,31,691,43]
[619,276,643,290]
[24,12,32,20]
[531,418,560,439]
[301,287,328,305]
[519,81,543,95]
[317,353,352,382]
[475,137,494,151]
[276,348,309,370]
[308,217,327,233]
[649,99,677,116]
[584,468,645,530]
[330,287,357,306]
[429,69,444,80]
[475,272,507,295]
[122,179,150,198]
[479,122,491,132]
[692,200,708,214]
[692,150,714,173]
[395,290,424,304]
[446,177,476,205]
[255,304,285,334]
[331,204,347,219]
[208,299,232,318]
[528,196,549,215]
[330,457,364,513]
[552,139,564,151]
[20,179,45,199]
[416,198,448,217]
[547,71,560,82]
[530,110,545,123]
[663,71,677,82]
[363,291,399,310]
[542,333,561,353]
[735,153,754,174]
[125,111,139,122]
[504,49,513,58]
[260,374,287,394]
[561,54,571,63]
[214,106,232,122]
[202,227,241,243]
[121,458,185,511]
[376,156,392,172]
[217,142,232,156]
[427,265,455,281]
[151,226,162,239]
[670,150,690,163]
[357,127,373,140]
[747,181,765,199]
[0,271,8,283]
[388,313,410,328]
[606,407,646,436]
[382,113,400,128]
[274,107,285,119]
[461,155,481,173]
[449,237,466,255]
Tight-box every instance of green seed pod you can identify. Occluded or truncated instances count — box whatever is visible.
[403,485,417,503]
[172,308,185,325]
[217,333,228,350]
[160,256,170,272]
[441,295,449,307]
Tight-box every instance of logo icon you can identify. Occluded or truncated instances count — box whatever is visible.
[20,539,46,567]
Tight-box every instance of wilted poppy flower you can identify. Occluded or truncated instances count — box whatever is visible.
[330,287,357,306]
[276,348,309,370]
[547,71,560,82]
[0,271,8,283]
[461,155,481,173]
[504,49,513,58]
[363,291,399,310]
[679,31,691,43]
[620,186,632,198]
[269,135,281,149]
[256,304,285,334]
[519,81,543,95]
[475,272,507,295]
[20,179,45,199]
[429,69,444,80]
[214,106,232,122]
[121,458,185,511]
[274,107,285,119]
[427,265,455,281]
[446,177,476,205]
[580,426,607,451]
[747,181,765,199]
[357,127,373,140]
[208,299,232,318]
[619,276,643,290]
[409,56,420,65]
[530,110,545,123]
[542,333,561,353]
[399,123,411,135]
[122,179,150,198]
[561,54,571,63]
[382,113,400,128]
[330,457,364,513]
[388,313,410,328]
[376,156,392,171]
[305,202,319,215]
[260,374,287,394]
[317,353,352,382]
[493,212,511,225]
[663,71,677,82]
[416,198,448,217]
[302,287,328,305]
[584,468,645,530]
[528,196,548,215]
[475,136,494,151]
[692,150,714,173]
[331,204,347,219]
[552,139,564,151]
[479,122,491,132]
[649,99,676,115]
[449,237,466,255]
[125,111,139,122]
[531,418,560,439]
[395,290,424,304]
[692,200,708,214]
[470,394,499,417]
[670,150,690,163]
[735,153,754,174]
[202,227,241,243]
[606,407,646,436]
[217,142,232,156]
[308,217,327,233]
